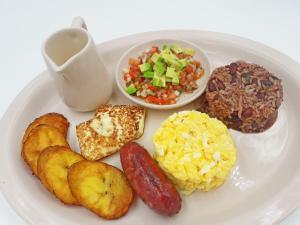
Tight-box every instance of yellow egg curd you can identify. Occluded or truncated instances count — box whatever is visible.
[153,111,237,195]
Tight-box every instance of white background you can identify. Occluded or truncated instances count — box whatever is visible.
[0,0,299,224]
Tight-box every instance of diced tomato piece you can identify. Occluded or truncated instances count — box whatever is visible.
[128,58,135,65]
[132,65,140,72]
[148,85,157,91]
[173,85,182,91]
[129,58,141,66]
[193,60,201,68]
[168,93,177,100]
[123,74,131,82]
[193,73,201,80]
[185,65,194,73]
[176,53,185,59]
[136,77,144,83]
[129,71,138,79]
[146,96,166,105]
[180,72,187,85]
[150,46,159,54]
[166,83,174,90]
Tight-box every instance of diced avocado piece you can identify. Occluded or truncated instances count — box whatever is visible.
[152,76,160,87]
[162,44,169,50]
[184,48,195,56]
[152,79,159,87]
[160,46,193,71]
[172,75,180,85]
[161,53,181,68]
[152,72,166,87]
[166,77,173,82]
[139,62,152,72]
[166,67,177,78]
[154,61,166,75]
[161,48,190,71]
[178,59,189,69]
[171,44,183,54]
[151,53,160,63]
[162,48,172,55]
[126,84,137,95]
[159,76,166,87]
[143,71,154,78]
[152,72,160,86]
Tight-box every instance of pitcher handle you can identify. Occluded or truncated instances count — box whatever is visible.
[71,16,87,30]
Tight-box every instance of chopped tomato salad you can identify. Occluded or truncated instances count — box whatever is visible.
[123,44,205,105]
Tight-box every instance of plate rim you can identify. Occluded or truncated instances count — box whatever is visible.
[1,29,300,225]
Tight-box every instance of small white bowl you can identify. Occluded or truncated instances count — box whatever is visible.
[115,39,211,110]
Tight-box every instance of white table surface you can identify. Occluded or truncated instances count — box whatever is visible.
[0,0,299,224]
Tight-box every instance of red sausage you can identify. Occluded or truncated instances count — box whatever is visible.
[120,142,181,215]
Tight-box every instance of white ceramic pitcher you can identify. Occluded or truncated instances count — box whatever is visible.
[42,17,112,112]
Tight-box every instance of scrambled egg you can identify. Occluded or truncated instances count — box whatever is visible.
[153,111,237,195]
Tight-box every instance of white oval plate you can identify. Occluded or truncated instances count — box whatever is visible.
[1,30,300,225]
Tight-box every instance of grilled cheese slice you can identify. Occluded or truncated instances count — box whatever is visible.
[76,105,146,160]
[95,105,146,138]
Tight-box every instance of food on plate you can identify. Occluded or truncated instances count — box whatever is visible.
[68,160,134,220]
[153,111,237,195]
[76,105,146,160]
[22,124,69,176]
[197,60,283,133]
[37,146,84,205]
[22,113,69,143]
[123,44,205,105]
[120,142,181,215]
[95,104,145,138]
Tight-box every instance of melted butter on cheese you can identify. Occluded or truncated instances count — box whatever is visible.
[90,113,114,137]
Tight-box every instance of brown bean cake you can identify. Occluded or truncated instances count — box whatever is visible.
[198,60,283,133]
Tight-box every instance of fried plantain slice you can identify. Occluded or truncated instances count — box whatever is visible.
[22,124,69,176]
[37,146,84,205]
[68,161,134,219]
[22,113,69,143]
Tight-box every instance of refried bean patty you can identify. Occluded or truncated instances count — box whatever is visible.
[197,60,283,133]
